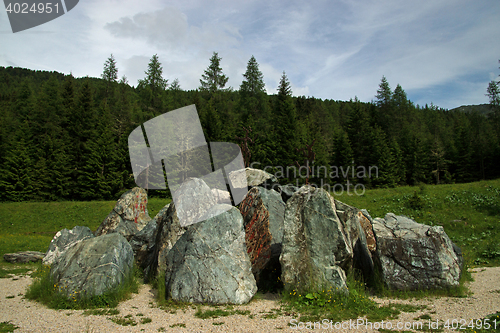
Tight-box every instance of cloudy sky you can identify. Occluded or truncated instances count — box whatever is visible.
[1,0,499,109]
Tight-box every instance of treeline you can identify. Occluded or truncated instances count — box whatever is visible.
[0,53,499,202]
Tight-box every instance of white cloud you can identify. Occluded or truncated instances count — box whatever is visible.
[0,0,499,109]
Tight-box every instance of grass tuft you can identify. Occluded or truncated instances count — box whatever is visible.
[24,263,140,310]
[0,321,19,333]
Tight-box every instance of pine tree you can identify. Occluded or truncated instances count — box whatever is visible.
[390,138,406,185]
[376,76,392,107]
[430,139,450,184]
[369,127,396,188]
[239,55,268,125]
[68,79,97,200]
[0,125,35,201]
[240,55,265,95]
[332,130,354,185]
[101,54,118,98]
[486,81,499,109]
[138,54,168,112]
[272,71,301,174]
[199,52,229,95]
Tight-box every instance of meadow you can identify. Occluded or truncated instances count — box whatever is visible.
[0,179,499,267]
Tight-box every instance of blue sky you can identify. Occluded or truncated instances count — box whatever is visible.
[1,0,499,109]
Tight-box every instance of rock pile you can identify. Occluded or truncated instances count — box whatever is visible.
[42,168,463,304]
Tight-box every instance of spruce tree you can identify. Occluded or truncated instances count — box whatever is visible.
[101,54,118,98]
[239,55,267,124]
[332,130,354,185]
[138,54,168,112]
[199,52,229,95]
[272,71,301,176]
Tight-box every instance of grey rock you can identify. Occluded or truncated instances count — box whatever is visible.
[131,203,169,280]
[172,178,217,227]
[95,187,151,240]
[239,187,285,282]
[43,226,95,265]
[372,213,462,290]
[164,204,257,304]
[334,200,375,279]
[229,168,278,188]
[4,251,44,264]
[280,186,350,292]
[50,233,134,299]
[150,202,187,278]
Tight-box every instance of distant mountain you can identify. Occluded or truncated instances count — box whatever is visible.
[448,104,495,116]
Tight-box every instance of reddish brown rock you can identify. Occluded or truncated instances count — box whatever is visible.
[358,211,377,253]
[239,187,285,282]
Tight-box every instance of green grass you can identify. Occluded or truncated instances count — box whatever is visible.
[332,179,500,266]
[0,265,35,278]
[168,323,186,328]
[83,308,120,316]
[194,306,251,319]
[0,321,19,333]
[0,197,171,268]
[24,263,140,309]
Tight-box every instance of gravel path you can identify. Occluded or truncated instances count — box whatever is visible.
[1,267,499,332]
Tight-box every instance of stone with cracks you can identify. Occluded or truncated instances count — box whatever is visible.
[164,204,257,304]
[334,200,375,278]
[280,186,351,292]
[149,202,187,277]
[239,187,285,282]
[95,187,151,240]
[172,178,216,227]
[50,233,134,299]
[229,167,278,188]
[43,226,95,265]
[129,205,172,269]
[372,213,462,290]
[4,251,44,264]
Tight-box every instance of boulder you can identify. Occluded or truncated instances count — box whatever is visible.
[372,213,462,290]
[149,202,187,277]
[3,251,44,264]
[280,186,350,293]
[164,204,257,304]
[229,168,278,189]
[130,203,169,280]
[95,187,151,240]
[172,178,216,227]
[239,187,285,283]
[334,200,375,279]
[43,226,95,265]
[50,233,134,299]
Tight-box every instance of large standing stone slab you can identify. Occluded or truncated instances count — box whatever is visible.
[146,202,187,279]
[129,204,170,270]
[372,213,462,290]
[280,186,351,292]
[334,200,375,279]
[239,187,285,282]
[50,233,134,299]
[164,204,257,304]
[95,187,151,240]
[43,226,95,265]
